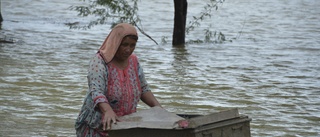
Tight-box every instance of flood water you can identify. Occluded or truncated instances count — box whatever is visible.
[1,0,320,136]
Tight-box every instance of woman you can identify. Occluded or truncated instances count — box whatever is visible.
[75,23,161,137]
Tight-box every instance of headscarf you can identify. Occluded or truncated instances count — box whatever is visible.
[99,23,138,63]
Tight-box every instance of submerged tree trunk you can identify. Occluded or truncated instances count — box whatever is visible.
[172,0,187,46]
[0,0,3,23]
[0,13,3,23]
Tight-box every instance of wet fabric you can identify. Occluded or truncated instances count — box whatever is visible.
[75,53,150,137]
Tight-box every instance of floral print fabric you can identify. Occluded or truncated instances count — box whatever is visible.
[75,53,150,137]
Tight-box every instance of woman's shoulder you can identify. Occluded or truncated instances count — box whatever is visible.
[89,53,107,66]
[130,53,137,58]
[129,54,139,63]
[93,53,103,60]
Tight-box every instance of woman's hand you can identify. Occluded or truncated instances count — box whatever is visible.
[102,109,118,130]
[98,102,119,130]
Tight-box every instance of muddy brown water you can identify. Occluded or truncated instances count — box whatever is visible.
[0,0,319,136]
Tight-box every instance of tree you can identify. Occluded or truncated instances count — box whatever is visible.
[70,0,225,46]
[173,0,187,46]
[0,0,3,27]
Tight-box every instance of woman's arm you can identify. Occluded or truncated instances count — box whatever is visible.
[141,91,161,107]
[137,61,162,107]
[87,54,109,108]
[98,102,118,130]
[88,54,118,130]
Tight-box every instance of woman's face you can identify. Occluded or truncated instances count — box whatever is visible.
[114,36,137,61]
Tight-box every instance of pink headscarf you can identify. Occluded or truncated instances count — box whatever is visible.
[99,23,138,63]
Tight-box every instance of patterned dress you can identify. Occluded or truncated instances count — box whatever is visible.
[75,53,150,137]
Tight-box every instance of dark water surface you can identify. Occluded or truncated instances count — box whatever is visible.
[1,0,319,136]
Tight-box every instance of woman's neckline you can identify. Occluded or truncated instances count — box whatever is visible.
[110,58,130,70]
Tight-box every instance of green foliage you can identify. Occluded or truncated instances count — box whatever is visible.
[161,36,168,44]
[186,0,224,34]
[70,0,140,29]
[186,0,227,44]
[71,0,160,44]
[188,27,232,44]
[71,0,228,44]
[202,28,229,43]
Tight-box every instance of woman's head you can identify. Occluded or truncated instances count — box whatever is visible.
[113,35,138,61]
[99,23,138,63]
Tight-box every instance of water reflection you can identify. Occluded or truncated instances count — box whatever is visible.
[171,46,191,83]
